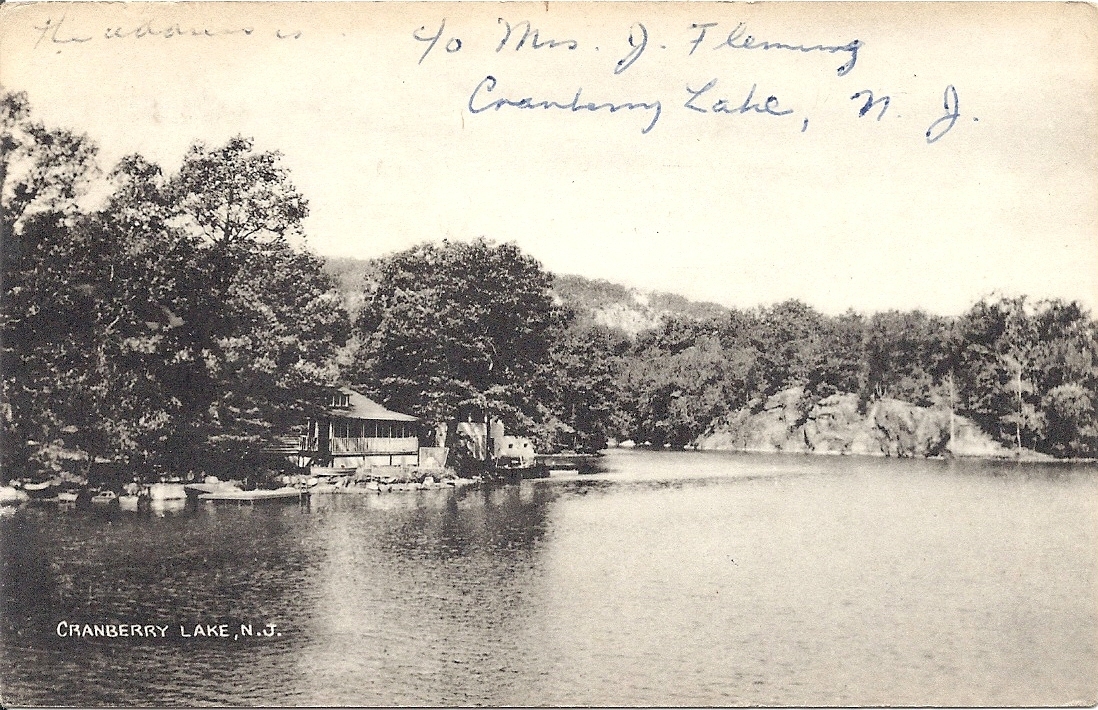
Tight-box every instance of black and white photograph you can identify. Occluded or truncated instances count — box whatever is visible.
[0,2,1095,706]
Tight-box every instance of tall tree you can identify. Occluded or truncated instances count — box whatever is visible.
[545,323,629,451]
[952,295,1098,455]
[353,239,561,439]
[1,91,100,477]
[2,98,348,477]
[863,310,951,406]
[169,136,308,250]
[161,137,346,469]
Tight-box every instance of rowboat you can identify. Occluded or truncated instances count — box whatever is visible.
[22,480,58,499]
[90,490,118,506]
[0,486,29,506]
[535,452,602,473]
[198,486,304,503]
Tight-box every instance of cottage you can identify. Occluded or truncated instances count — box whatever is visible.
[297,388,420,469]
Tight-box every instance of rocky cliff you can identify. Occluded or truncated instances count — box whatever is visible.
[697,388,1043,459]
[552,274,729,336]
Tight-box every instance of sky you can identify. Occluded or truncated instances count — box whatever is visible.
[2,1,1096,315]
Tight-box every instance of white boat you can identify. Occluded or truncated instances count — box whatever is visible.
[148,498,186,516]
[22,480,59,498]
[90,490,118,506]
[0,486,29,506]
[198,486,304,503]
[147,483,187,501]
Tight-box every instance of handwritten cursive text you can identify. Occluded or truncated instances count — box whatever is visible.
[467,75,663,134]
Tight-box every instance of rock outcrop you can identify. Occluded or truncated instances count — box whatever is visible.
[697,388,1027,459]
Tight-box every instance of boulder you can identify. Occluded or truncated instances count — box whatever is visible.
[699,387,1015,459]
[803,394,863,454]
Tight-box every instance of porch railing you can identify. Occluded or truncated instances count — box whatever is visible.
[329,436,419,454]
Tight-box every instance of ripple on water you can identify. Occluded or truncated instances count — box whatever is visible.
[2,451,1096,706]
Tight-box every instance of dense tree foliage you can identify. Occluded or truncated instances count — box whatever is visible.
[1,93,347,479]
[951,297,1098,456]
[545,323,629,451]
[351,239,565,448]
[606,296,1098,457]
[337,250,1098,459]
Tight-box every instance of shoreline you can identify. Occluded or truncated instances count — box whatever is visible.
[609,444,1097,465]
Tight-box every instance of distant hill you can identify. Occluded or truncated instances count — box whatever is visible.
[321,256,728,336]
[321,256,377,317]
[552,274,729,335]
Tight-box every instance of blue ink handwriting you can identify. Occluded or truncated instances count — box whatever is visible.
[614,22,648,75]
[684,78,794,117]
[467,75,663,135]
[496,19,578,52]
[925,85,960,144]
[413,19,462,64]
[851,89,890,120]
[689,22,862,76]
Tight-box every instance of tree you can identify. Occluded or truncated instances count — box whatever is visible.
[952,296,1098,456]
[352,239,561,442]
[169,136,308,250]
[620,316,752,447]
[1,91,100,478]
[863,310,951,406]
[2,98,348,478]
[1043,384,1098,457]
[812,310,867,400]
[158,137,347,470]
[746,300,827,399]
[545,323,629,451]
[1,91,98,245]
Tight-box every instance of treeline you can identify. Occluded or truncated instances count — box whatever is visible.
[346,242,1098,459]
[2,92,347,478]
[3,92,1096,483]
[604,298,1098,457]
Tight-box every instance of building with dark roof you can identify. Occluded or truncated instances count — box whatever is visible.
[298,387,420,468]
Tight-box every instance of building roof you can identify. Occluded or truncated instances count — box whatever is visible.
[330,388,418,422]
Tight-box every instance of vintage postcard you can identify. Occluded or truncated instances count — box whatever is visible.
[1,2,1095,707]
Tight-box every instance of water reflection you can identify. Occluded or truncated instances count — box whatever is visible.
[287,484,560,705]
[2,453,1095,706]
[149,498,188,516]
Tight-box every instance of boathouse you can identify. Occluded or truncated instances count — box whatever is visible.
[297,387,420,468]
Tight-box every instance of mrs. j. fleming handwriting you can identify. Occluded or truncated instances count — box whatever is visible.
[28,10,968,144]
[416,17,970,143]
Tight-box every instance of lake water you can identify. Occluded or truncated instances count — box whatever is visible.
[1,450,1095,707]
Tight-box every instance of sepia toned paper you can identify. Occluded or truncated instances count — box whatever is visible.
[0,2,1095,707]
[4,1,1096,314]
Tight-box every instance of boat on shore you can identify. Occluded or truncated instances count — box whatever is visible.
[90,490,118,506]
[21,480,60,499]
[535,452,602,474]
[198,486,304,503]
[0,486,29,507]
[147,483,187,502]
[118,494,141,511]
[492,460,549,481]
